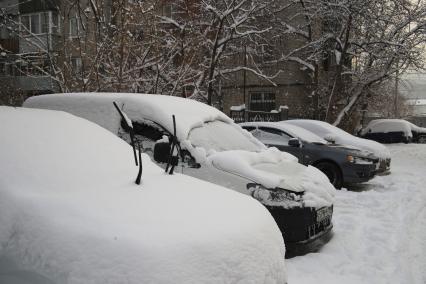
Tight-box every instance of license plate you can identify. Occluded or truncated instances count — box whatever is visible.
[316,207,332,223]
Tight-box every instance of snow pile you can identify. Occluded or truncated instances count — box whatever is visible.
[287,144,426,284]
[206,148,335,208]
[187,120,262,154]
[0,107,287,284]
[24,93,233,142]
[24,93,123,135]
[285,119,391,159]
[230,104,246,111]
[361,119,426,136]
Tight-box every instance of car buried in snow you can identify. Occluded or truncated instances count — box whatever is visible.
[240,121,379,189]
[0,106,287,283]
[285,119,392,175]
[24,93,336,256]
[360,119,426,144]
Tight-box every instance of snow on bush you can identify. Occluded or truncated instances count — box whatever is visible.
[0,107,287,284]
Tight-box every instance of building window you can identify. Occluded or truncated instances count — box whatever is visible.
[20,12,52,35]
[71,57,82,74]
[21,15,30,35]
[162,3,173,18]
[30,13,40,34]
[51,12,60,34]
[69,17,79,37]
[0,63,6,76]
[249,92,276,112]
[41,12,50,34]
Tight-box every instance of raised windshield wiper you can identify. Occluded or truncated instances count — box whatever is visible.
[113,101,143,185]
[165,115,178,175]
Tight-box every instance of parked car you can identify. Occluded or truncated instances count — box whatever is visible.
[360,119,426,144]
[24,93,336,256]
[285,119,391,175]
[240,121,379,189]
[0,106,287,283]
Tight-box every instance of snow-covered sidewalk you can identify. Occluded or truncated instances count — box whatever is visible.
[287,144,426,284]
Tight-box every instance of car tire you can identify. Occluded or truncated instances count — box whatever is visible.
[418,135,426,144]
[315,162,343,189]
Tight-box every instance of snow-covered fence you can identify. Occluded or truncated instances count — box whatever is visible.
[230,108,288,122]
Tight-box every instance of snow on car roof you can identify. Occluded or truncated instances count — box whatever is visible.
[361,119,426,135]
[0,107,287,283]
[286,119,391,159]
[240,121,327,144]
[24,92,233,142]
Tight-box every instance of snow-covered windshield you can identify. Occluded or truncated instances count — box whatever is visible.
[278,122,327,144]
[188,121,262,152]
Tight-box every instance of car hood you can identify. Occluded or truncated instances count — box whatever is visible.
[327,144,378,160]
[207,147,335,208]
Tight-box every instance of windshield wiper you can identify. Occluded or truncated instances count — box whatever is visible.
[113,102,143,185]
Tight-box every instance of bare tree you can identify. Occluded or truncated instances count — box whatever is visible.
[270,0,426,126]
[154,0,286,104]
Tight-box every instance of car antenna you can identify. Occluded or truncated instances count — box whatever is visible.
[165,115,178,175]
[113,101,143,185]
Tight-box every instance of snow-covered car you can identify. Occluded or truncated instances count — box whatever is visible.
[360,119,426,144]
[0,106,287,283]
[240,121,379,189]
[24,93,336,256]
[285,119,391,175]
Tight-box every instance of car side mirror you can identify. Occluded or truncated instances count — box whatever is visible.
[154,142,171,163]
[288,138,301,147]
[324,133,336,144]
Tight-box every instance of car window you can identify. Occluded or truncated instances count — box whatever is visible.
[259,127,292,145]
[242,126,256,132]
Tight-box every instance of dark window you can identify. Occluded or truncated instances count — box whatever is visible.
[162,3,173,18]
[41,12,49,34]
[71,57,82,74]
[69,17,79,37]
[249,92,275,112]
[30,14,40,34]
[21,15,30,35]
[242,126,256,132]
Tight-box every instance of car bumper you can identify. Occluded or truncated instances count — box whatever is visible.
[285,223,333,258]
[342,162,376,183]
[266,205,333,258]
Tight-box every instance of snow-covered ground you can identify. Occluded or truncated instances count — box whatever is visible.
[287,144,426,284]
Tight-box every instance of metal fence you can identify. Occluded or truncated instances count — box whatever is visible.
[230,109,288,123]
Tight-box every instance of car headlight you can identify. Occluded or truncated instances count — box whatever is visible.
[246,183,303,204]
[346,155,374,165]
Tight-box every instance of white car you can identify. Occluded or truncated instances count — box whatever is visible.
[0,106,287,284]
[24,93,336,256]
[285,119,391,174]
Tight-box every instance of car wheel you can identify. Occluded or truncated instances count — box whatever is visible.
[418,136,426,144]
[315,162,343,189]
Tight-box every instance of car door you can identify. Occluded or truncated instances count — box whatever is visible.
[257,127,304,161]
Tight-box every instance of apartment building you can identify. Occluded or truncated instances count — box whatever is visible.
[0,0,61,105]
